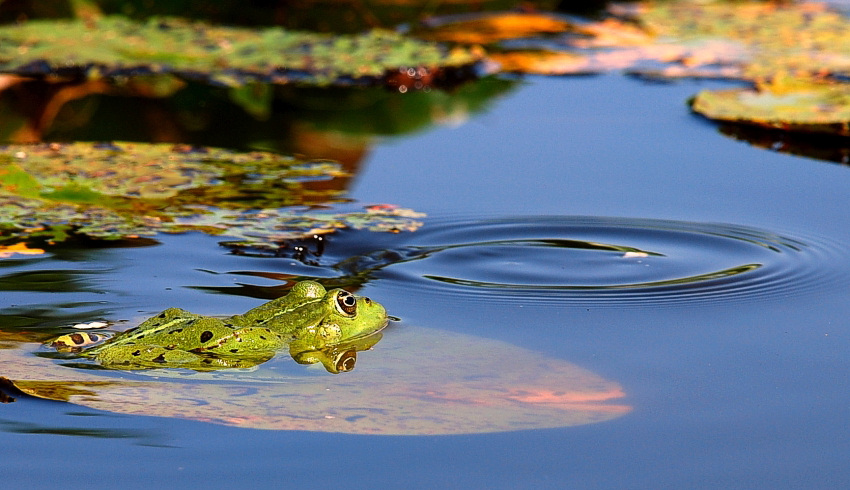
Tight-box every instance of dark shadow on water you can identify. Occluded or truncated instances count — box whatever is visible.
[718,123,850,166]
[0,76,518,161]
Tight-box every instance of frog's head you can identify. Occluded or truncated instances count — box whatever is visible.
[293,288,387,348]
[324,288,387,342]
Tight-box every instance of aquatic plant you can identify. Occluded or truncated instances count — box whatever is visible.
[0,16,479,87]
[0,142,424,247]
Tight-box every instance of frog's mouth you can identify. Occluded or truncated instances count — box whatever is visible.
[333,319,388,348]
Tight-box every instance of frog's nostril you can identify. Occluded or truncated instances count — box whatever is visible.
[364,297,372,304]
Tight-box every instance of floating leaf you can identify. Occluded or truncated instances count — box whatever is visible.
[0,142,424,247]
[0,16,479,87]
[487,49,591,75]
[635,1,850,81]
[691,81,850,136]
[416,12,578,44]
[0,242,45,258]
[411,1,850,82]
[0,325,630,435]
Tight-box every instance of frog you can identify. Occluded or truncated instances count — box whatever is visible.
[49,281,388,373]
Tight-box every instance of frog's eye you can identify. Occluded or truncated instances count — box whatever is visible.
[335,291,357,316]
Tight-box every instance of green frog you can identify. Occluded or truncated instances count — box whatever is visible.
[50,281,388,373]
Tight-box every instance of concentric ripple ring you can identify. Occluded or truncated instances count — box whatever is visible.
[368,216,848,307]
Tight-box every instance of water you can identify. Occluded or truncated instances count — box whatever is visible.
[2,74,850,488]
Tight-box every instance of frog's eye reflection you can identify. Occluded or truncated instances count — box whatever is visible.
[336,351,357,372]
[336,291,357,316]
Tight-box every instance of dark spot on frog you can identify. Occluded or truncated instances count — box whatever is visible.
[202,358,213,364]
[158,313,166,319]
[131,350,141,356]
[259,336,266,340]
[200,331,214,343]
[152,353,166,363]
[186,319,196,325]
[168,328,183,334]
[230,349,239,353]
[70,333,85,345]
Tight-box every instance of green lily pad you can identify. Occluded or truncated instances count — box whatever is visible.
[690,82,850,136]
[0,142,424,247]
[0,325,630,434]
[0,16,479,87]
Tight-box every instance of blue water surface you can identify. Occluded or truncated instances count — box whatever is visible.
[3,74,850,489]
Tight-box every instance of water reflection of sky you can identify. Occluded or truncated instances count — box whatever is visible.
[356,75,850,241]
[3,74,850,488]
[351,74,850,486]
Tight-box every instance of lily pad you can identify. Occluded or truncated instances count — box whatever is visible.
[0,16,479,87]
[0,142,424,247]
[412,1,850,82]
[634,1,850,81]
[691,81,850,136]
[0,325,630,435]
[415,12,578,45]
[0,242,45,258]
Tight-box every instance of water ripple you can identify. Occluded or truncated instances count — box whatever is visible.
[363,216,848,307]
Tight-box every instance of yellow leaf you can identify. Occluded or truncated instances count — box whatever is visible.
[0,242,46,259]
[418,13,576,44]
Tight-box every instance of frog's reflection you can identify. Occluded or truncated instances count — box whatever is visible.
[51,326,385,374]
[290,331,383,374]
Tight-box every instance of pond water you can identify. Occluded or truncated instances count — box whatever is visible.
[3,73,850,488]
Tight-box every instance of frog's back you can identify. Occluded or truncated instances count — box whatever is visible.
[226,280,327,331]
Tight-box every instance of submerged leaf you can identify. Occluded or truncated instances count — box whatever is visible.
[0,325,630,435]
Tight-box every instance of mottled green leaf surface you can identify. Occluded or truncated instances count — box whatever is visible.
[0,16,478,86]
[0,325,630,435]
[691,82,850,137]
[0,142,424,246]
[636,1,850,81]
